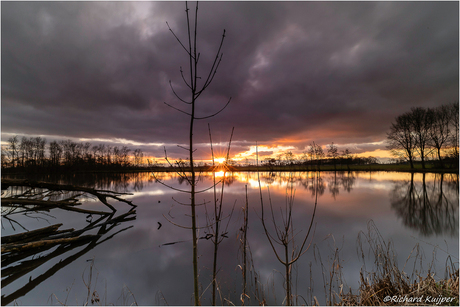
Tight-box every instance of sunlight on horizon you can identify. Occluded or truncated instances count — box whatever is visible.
[214,157,226,164]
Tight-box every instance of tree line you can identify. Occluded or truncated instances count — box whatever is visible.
[387,102,459,169]
[2,136,145,171]
[258,143,377,169]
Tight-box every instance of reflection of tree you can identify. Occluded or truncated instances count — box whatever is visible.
[1,181,136,305]
[390,173,458,237]
[132,173,144,192]
[260,172,276,185]
[445,173,459,197]
[340,171,355,193]
[1,211,135,305]
[328,172,340,200]
[308,173,325,197]
[2,172,149,194]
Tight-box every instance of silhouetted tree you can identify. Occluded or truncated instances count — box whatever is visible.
[410,107,431,169]
[49,141,63,168]
[7,136,19,168]
[341,148,352,170]
[259,172,318,306]
[427,105,450,167]
[133,149,144,167]
[308,142,324,170]
[387,112,417,169]
[284,151,295,166]
[327,142,339,170]
[161,2,230,304]
[448,102,459,157]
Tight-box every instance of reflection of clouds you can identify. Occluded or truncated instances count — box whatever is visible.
[107,171,459,305]
[129,189,165,197]
[354,182,390,190]
[5,171,457,305]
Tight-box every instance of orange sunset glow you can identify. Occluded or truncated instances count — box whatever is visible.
[1,2,458,306]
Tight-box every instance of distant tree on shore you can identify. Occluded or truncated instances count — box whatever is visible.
[387,103,459,169]
[428,105,450,168]
[387,111,417,168]
[448,102,459,157]
[328,142,339,170]
[2,136,145,171]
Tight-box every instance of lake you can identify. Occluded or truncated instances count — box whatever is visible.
[1,171,458,305]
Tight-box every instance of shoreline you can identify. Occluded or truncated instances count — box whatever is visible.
[2,163,458,177]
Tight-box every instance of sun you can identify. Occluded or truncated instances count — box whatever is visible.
[215,157,226,164]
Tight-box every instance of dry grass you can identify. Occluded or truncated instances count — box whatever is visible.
[341,268,459,306]
[339,222,459,306]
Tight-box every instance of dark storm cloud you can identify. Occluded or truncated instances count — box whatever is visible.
[2,1,458,157]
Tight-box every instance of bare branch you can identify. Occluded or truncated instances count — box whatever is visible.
[151,175,191,194]
[164,101,192,117]
[179,67,193,90]
[194,97,232,120]
[198,29,226,93]
[166,21,193,58]
[169,80,192,103]
[177,145,197,153]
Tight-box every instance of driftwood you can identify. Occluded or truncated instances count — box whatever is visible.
[2,197,111,215]
[1,224,66,245]
[1,235,92,289]
[1,235,99,253]
[1,178,138,304]
[1,209,136,305]
[1,179,137,211]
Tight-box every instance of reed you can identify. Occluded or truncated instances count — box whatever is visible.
[337,221,458,306]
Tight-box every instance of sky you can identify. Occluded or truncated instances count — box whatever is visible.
[1,1,459,162]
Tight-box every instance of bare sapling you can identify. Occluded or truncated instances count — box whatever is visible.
[257,145,318,306]
[153,1,231,304]
[241,184,249,305]
[205,124,236,305]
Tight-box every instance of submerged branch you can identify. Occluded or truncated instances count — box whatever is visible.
[1,179,136,212]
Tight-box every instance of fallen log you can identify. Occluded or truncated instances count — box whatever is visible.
[1,198,79,207]
[1,235,93,287]
[1,179,137,211]
[1,224,65,245]
[2,197,112,215]
[1,235,99,254]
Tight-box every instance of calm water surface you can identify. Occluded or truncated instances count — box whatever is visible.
[1,171,458,305]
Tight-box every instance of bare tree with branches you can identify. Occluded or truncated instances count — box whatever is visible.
[257,146,318,306]
[387,112,417,169]
[427,105,450,167]
[410,107,432,169]
[328,142,339,170]
[155,2,231,304]
[206,124,235,305]
[448,102,459,158]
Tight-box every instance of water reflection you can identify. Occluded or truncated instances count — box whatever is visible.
[1,181,137,305]
[390,173,459,237]
[1,171,458,305]
[5,172,457,241]
[1,210,136,305]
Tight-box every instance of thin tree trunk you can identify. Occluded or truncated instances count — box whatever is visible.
[437,147,444,168]
[285,248,291,306]
[190,97,200,306]
[242,185,248,304]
